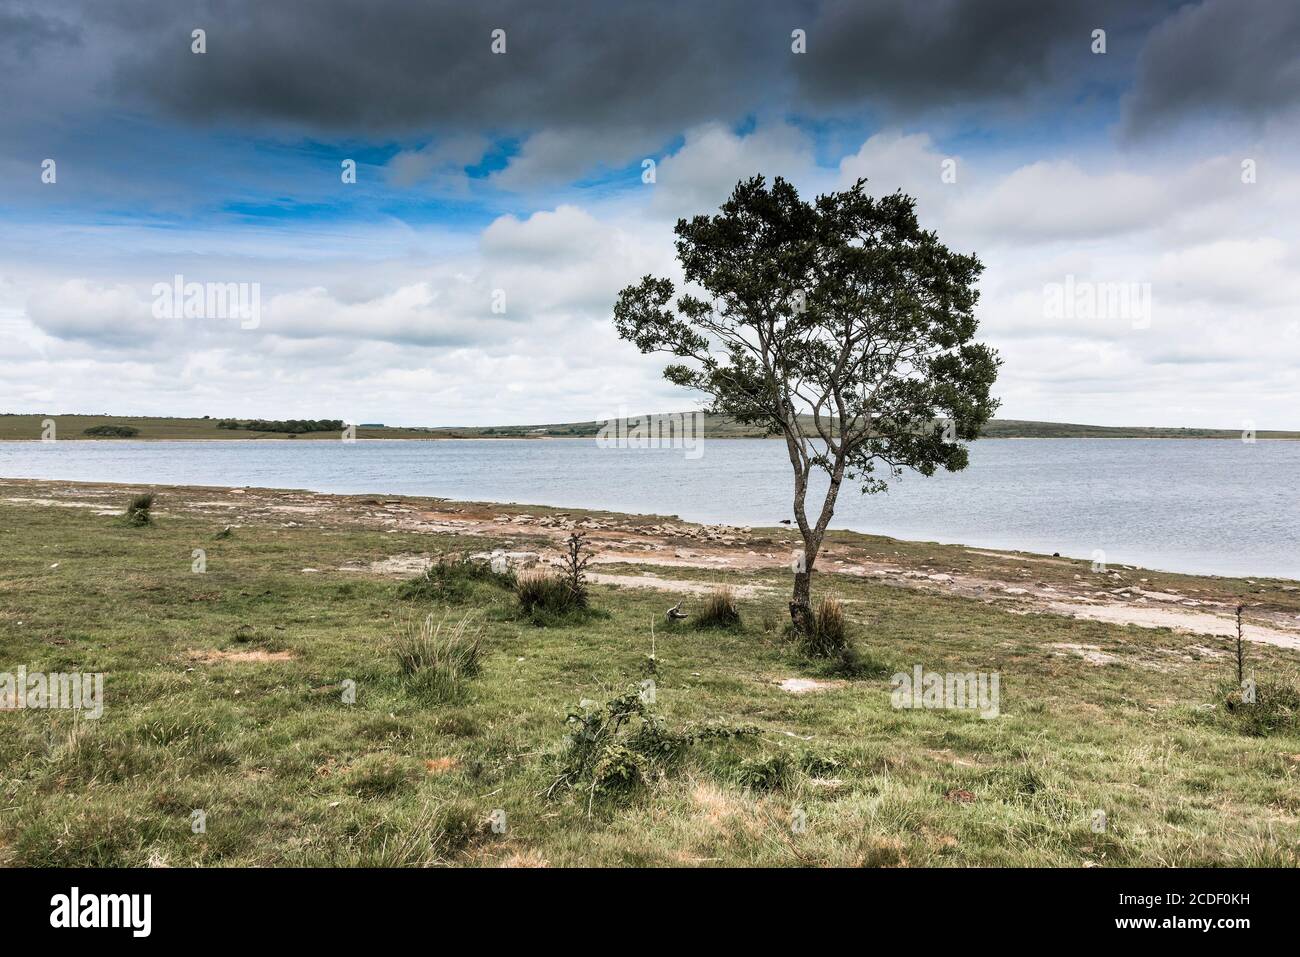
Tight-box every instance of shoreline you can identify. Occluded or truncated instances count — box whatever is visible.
[5,476,1299,649]
[2,471,1297,582]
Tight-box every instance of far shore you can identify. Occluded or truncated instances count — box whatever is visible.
[3,413,1298,442]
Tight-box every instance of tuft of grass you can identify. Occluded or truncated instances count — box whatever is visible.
[795,594,849,658]
[123,492,155,527]
[695,585,742,630]
[345,753,420,797]
[392,611,484,701]
[516,568,588,621]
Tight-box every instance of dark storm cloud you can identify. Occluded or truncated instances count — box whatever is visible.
[7,0,1296,163]
[55,0,1156,135]
[0,6,81,61]
[794,0,1137,111]
[1122,0,1300,133]
[102,0,788,134]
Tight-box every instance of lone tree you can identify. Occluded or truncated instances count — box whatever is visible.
[614,176,1000,641]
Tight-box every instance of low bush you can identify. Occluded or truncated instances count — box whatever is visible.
[83,425,139,438]
[398,554,514,603]
[548,686,758,809]
[1219,678,1300,736]
[735,752,795,793]
[123,493,155,527]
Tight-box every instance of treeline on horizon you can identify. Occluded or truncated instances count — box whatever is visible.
[216,418,344,434]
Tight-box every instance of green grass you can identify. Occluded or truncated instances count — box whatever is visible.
[1,494,1298,867]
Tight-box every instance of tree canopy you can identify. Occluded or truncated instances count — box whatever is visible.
[614,175,1000,638]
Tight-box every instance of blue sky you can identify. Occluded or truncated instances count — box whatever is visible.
[2,0,1298,428]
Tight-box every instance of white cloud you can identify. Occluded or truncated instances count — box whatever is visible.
[4,120,1300,430]
[650,122,820,218]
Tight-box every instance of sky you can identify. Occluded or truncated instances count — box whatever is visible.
[1,0,1298,429]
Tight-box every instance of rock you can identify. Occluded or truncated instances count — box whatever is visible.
[927,573,953,582]
[1002,587,1029,596]
[777,678,841,694]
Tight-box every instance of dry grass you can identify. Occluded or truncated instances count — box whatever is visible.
[696,584,742,629]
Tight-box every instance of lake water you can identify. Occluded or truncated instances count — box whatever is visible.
[1,438,1296,580]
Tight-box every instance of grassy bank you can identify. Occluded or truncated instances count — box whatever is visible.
[1,487,1297,866]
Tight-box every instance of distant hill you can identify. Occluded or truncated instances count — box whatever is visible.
[2,412,1296,441]
[423,413,1300,440]
[0,414,431,441]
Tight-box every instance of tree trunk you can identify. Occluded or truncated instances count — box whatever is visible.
[790,567,814,637]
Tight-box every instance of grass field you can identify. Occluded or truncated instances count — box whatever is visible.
[2,488,1298,867]
[4,412,1298,441]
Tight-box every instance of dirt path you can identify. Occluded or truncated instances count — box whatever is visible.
[1044,601,1300,651]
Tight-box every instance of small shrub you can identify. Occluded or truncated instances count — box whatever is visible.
[696,585,742,630]
[392,612,483,701]
[83,425,139,438]
[560,531,593,609]
[398,554,514,603]
[591,744,647,796]
[123,493,155,527]
[548,686,757,808]
[1220,679,1300,737]
[735,752,794,792]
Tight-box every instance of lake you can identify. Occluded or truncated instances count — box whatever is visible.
[1,437,1296,580]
